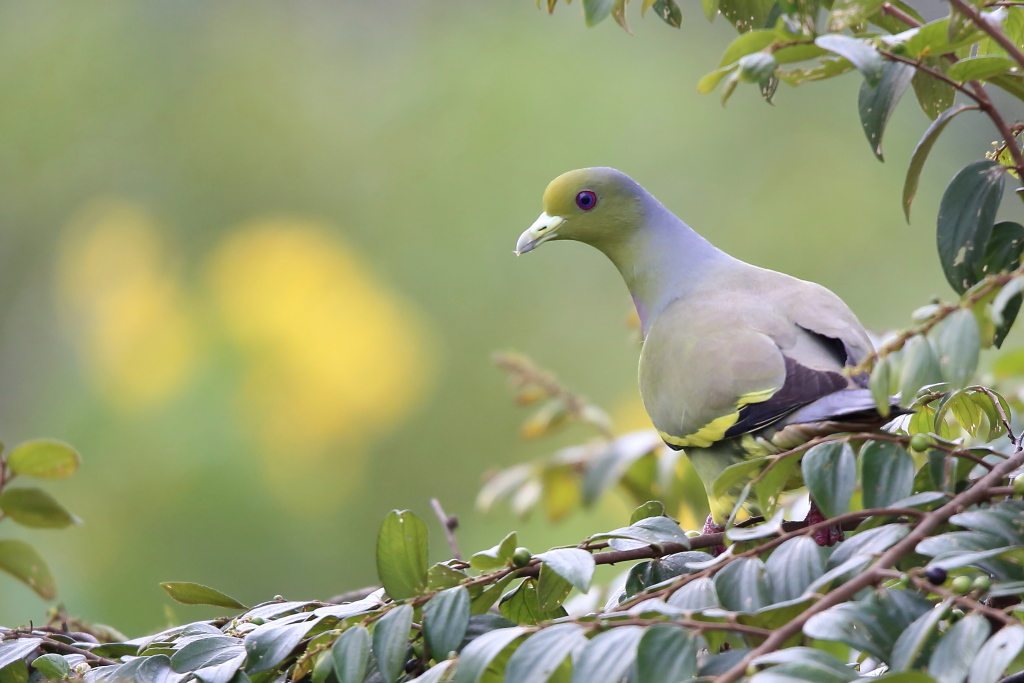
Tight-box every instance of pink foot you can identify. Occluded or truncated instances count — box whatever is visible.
[805,500,844,547]
[703,513,727,556]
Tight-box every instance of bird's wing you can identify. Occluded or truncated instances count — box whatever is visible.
[639,276,872,450]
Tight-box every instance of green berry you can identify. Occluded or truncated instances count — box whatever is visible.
[909,433,930,452]
[512,547,532,567]
[890,42,908,55]
[950,576,972,595]
[972,575,991,593]
[1013,476,1024,496]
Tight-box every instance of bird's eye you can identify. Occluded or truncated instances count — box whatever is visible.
[575,191,597,211]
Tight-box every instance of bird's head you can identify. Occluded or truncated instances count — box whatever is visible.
[516,167,646,256]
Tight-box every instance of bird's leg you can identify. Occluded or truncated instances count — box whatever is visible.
[702,513,727,556]
[805,500,844,546]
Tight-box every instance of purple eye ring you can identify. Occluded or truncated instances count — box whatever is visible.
[576,190,597,211]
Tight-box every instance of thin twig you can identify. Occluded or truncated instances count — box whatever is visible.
[978,386,1018,443]
[430,498,462,560]
[881,2,922,27]
[950,0,1024,71]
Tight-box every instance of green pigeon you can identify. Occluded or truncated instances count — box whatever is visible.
[516,167,898,545]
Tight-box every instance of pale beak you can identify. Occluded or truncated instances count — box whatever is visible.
[515,212,565,255]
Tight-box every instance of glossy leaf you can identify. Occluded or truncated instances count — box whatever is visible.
[827,0,885,31]
[929,614,991,683]
[331,626,371,683]
[815,34,884,85]
[948,55,1018,82]
[0,639,42,671]
[504,623,587,683]
[0,540,57,599]
[968,624,1024,683]
[714,557,771,612]
[765,537,826,602]
[898,336,942,406]
[636,624,697,683]
[931,308,980,388]
[470,531,517,570]
[859,61,915,160]
[870,355,893,416]
[718,0,775,32]
[583,0,615,26]
[499,579,565,624]
[589,516,689,550]
[651,0,682,28]
[5,440,80,479]
[245,618,319,674]
[30,654,70,680]
[911,58,954,121]
[0,487,80,528]
[424,586,470,659]
[160,582,246,610]
[889,599,951,671]
[802,441,856,518]
[630,501,665,523]
[937,160,1005,294]
[534,548,594,592]
[377,510,429,599]
[536,562,573,611]
[570,625,643,683]
[903,105,977,220]
[373,604,414,683]
[861,440,915,508]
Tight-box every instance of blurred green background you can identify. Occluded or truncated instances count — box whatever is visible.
[0,0,1021,633]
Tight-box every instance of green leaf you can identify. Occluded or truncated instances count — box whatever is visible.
[536,562,573,612]
[583,0,615,26]
[331,626,371,683]
[931,308,980,388]
[755,453,801,518]
[470,531,517,571]
[499,580,566,624]
[937,160,1006,294]
[714,557,772,612]
[713,457,769,498]
[169,635,245,674]
[929,614,991,683]
[698,65,739,95]
[589,516,689,550]
[765,536,826,602]
[373,604,414,683]
[160,582,247,609]
[666,576,720,610]
[827,0,885,31]
[890,599,951,671]
[570,625,643,683]
[968,624,1024,683]
[376,510,429,599]
[635,624,697,683]
[534,549,595,593]
[453,624,526,683]
[717,29,777,67]
[718,0,775,32]
[6,440,80,479]
[861,441,915,509]
[802,441,856,518]
[830,525,911,568]
[948,55,1018,82]
[778,58,855,85]
[911,58,954,121]
[428,562,470,591]
[30,654,70,680]
[870,355,893,416]
[651,0,682,28]
[0,540,57,599]
[470,574,514,615]
[630,501,665,523]
[804,590,930,663]
[0,487,80,529]
[815,34,884,85]
[504,624,586,683]
[898,336,942,406]
[752,648,860,683]
[424,587,471,659]
[903,103,978,220]
[0,639,42,671]
[983,222,1024,345]
[859,61,915,161]
[245,618,321,674]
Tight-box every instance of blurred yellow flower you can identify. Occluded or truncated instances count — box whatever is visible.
[56,200,199,410]
[207,220,434,458]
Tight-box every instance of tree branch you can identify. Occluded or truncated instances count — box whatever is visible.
[715,440,1024,683]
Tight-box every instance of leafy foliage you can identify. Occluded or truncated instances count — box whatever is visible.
[3,1,1024,682]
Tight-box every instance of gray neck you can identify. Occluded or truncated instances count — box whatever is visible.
[599,200,734,337]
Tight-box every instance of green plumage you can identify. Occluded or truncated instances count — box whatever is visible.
[517,167,894,528]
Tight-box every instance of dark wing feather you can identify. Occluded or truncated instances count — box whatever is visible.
[723,356,849,438]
